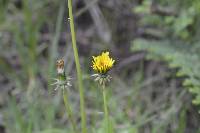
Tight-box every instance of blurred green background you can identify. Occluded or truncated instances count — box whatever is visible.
[1,0,200,133]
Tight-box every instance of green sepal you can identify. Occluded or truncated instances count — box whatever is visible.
[58,73,66,81]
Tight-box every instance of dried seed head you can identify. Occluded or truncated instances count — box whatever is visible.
[52,59,72,91]
[56,59,65,74]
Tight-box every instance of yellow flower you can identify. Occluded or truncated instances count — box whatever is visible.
[92,52,115,74]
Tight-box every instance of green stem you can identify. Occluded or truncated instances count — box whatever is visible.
[102,84,111,133]
[62,87,78,133]
[67,0,87,133]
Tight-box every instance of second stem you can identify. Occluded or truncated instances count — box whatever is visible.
[62,88,78,132]
[102,85,112,133]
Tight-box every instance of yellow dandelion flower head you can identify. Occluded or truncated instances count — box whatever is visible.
[92,51,115,74]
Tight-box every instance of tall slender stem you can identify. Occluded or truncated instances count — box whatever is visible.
[62,88,78,133]
[67,0,87,133]
[102,84,111,133]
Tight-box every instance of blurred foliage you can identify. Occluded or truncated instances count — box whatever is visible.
[134,0,200,40]
[133,39,200,105]
[133,0,200,111]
